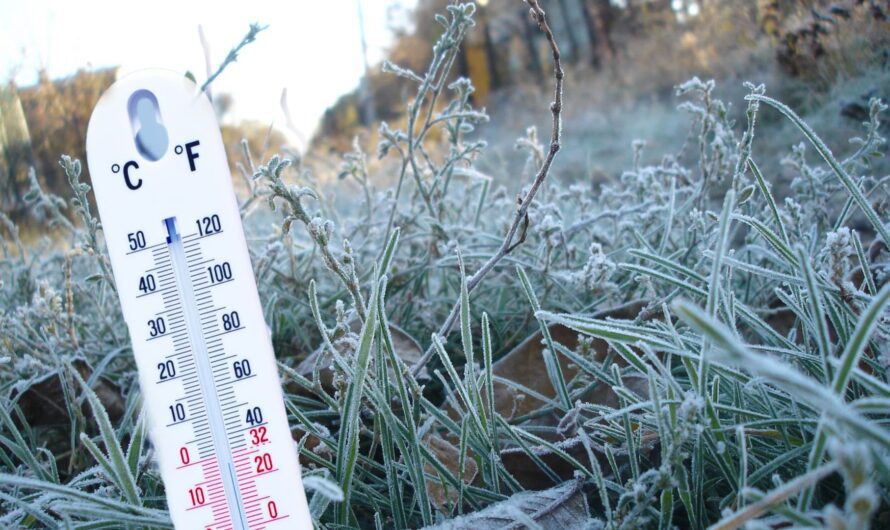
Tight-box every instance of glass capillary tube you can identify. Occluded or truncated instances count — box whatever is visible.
[165,217,248,529]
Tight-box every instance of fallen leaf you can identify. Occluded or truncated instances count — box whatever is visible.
[295,320,425,394]
[499,428,658,490]
[439,300,655,489]
[12,358,124,426]
[422,475,591,529]
[501,303,648,423]
[424,434,479,514]
[499,436,591,491]
[292,427,330,469]
[763,296,798,342]
[487,324,581,424]
[449,300,650,437]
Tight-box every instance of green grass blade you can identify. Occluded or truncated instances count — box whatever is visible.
[125,411,146,479]
[832,283,890,396]
[748,93,890,245]
[72,367,141,506]
[796,245,832,383]
[516,265,571,410]
[337,275,383,524]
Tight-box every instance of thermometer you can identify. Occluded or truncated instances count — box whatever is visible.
[86,70,311,529]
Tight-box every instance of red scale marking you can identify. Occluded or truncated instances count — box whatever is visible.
[181,454,237,530]
[255,514,291,529]
[230,441,293,528]
[239,489,261,501]
[178,456,216,469]
[189,438,292,528]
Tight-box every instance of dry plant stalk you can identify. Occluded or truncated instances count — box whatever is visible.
[411,0,565,376]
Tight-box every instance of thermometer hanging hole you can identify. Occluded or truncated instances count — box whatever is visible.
[127,89,168,162]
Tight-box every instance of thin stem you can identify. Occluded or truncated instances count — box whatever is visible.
[411,0,565,376]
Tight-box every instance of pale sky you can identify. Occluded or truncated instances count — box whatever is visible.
[0,0,416,143]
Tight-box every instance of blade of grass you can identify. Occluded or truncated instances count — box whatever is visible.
[516,265,571,411]
[707,462,838,530]
[747,93,890,245]
[851,230,876,296]
[799,282,890,508]
[125,411,146,479]
[71,367,141,506]
[674,298,890,447]
[0,474,169,521]
[337,275,383,524]
[796,246,832,383]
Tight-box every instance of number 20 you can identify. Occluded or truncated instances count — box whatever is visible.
[254,453,273,473]
[157,360,175,380]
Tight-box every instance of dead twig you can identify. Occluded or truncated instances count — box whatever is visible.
[411,0,564,376]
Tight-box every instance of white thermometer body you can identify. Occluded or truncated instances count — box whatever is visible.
[86,70,310,530]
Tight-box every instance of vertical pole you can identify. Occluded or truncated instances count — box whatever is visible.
[355,0,375,126]
[580,0,602,68]
[480,6,501,90]
[521,9,543,76]
[556,0,581,63]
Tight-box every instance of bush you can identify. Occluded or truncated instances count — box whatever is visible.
[0,2,888,528]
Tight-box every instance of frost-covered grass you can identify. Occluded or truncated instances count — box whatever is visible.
[1,2,890,529]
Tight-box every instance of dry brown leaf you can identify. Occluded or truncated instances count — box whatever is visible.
[488,324,581,424]
[295,320,425,395]
[499,426,658,490]
[438,301,658,489]
[423,434,479,514]
[292,427,328,468]
[447,300,649,437]
[422,475,590,529]
[12,358,124,426]
[498,301,646,419]
[499,436,591,490]
[446,324,601,433]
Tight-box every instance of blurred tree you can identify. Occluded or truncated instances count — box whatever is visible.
[16,68,116,220]
[519,6,544,75]
[0,83,33,215]
[220,120,287,177]
[756,0,782,38]
[555,0,582,64]
[480,3,503,91]
[585,0,617,66]
[776,0,888,81]
[356,0,377,126]
[579,0,603,68]
[310,0,889,150]
[212,92,234,121]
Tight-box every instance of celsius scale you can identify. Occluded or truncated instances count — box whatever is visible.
[86,70,311,529]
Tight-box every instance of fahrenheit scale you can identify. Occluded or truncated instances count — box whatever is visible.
[86,70,311,529]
